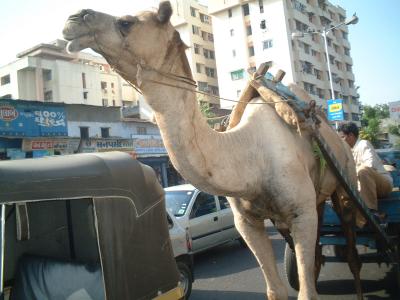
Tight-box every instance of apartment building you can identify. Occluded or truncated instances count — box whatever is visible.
[209,0,360,123]
[169,0,220,104]
[0,40,139,108]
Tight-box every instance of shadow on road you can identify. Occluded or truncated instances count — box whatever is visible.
[193,237,284,279]
[190,289,297,300]
[317,265,399,299]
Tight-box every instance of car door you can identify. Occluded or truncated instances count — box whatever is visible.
[216,196,240,242]
[188,191,220,252]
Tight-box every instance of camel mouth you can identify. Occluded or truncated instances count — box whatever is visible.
[63,11,94,53]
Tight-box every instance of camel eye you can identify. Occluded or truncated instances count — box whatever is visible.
[117,17,137,36]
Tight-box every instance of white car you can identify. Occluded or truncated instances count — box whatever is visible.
[167,211,194,299]
[165,184,242,254]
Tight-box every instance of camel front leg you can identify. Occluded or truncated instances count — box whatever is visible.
[291,209,318,300]
[233,212,288,300]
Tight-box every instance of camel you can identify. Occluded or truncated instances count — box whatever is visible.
[63,2,362,299]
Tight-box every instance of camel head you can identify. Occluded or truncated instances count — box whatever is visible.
[62,1,186,87]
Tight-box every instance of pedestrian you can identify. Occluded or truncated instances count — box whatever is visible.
[338,122,393,225]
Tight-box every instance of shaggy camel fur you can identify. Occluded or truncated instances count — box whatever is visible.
[63,2,362,299]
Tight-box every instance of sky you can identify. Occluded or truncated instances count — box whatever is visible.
[0,0,399,106]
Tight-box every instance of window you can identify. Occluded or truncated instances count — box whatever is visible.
[112,99,116,106]
[232,49,236,57]
[303,43,310,54]
[190,6,196,17]
[137,126,147,135]
[83,91,88,99]
[314,69,322,80]
[295,20,308,31]
[237,90,241,97]
[348,80,354,88]
[335,61,342,70]
[82,73,86,88]
[200,13,210,24]
[190,192,216,219]
[352,113,359,121]
[197,81,208,92]
[101,127,110,138]
[80,127,89,140]
[311,49,318,57]
[194,43,200,54]
[327,37,332,47]
[346,63,352,72]
[317,88,324,99]
[102,98,108,106]
[230,29,234,36]
[246,25,252,36]
[333,44,339,53]
[1,74,10,86]
[293,0,306,13]
[111,82,114,89]
[263,39,273,50]
[344,47,350,56]
[242,4,249,16]
[209,50,215,59]
[339,14,345,22]
[303,82,315,95]
[231,69,244,81]
[228,9,232,18]
[342,31,348,40]
[101,81,107,90]
[44,90,53,101]
[344,112,349,120]
[259,0,264,13]
[218,196,231,210]
[209,85,219,96]
[203,48,209,58]
[196,63,202,73]
[301,61,313,74]
[260,20,266,30]
[248,46,255,57]
[43,69,52,81]
[205,67,215,78]
[192,25,200,35]
[208,33,214,42]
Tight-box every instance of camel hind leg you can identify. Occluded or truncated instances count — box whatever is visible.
[230,200,288,300]
[331,191,363,300]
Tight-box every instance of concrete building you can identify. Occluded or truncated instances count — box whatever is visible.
[0,40,139,108]
[169,0,220,104]
[209,0,361,123]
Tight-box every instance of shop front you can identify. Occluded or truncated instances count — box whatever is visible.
[0,100,68,159]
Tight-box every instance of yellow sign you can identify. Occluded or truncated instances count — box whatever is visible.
[329,103,342,112]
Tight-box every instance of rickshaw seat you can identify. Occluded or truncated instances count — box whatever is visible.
[10,255,105,300]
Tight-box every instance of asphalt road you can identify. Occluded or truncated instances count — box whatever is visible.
[190,225,399,300]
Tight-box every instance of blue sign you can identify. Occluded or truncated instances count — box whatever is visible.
[0,100,68,137]
[327,99,344,121]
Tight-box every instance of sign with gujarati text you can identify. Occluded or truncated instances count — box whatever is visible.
[131,134,167,155]
[327,99,344,121]
[0,100,68,137]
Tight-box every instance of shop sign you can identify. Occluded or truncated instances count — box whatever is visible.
[0,100,68,137]
[22,139,80,152]
[131,135,167,155]
[82,138,134,152]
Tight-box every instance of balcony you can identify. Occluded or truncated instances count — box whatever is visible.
[122,105,140,118]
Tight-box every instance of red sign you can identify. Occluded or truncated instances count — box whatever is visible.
[0,105,19,121]
[31,141,54,150]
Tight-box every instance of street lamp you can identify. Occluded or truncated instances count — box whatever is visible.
[291,13,358,101]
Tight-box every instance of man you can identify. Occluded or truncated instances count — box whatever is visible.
[338,122,393,219]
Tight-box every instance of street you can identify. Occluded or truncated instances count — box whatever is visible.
[190,225,399,300]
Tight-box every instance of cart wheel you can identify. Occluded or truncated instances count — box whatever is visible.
[284,244,299,291]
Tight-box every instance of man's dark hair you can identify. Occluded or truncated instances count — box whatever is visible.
[338,122,359,138]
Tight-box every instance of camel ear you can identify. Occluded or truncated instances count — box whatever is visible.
[157,1,173,24]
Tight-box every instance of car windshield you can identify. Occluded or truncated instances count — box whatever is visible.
[165,190,194,217]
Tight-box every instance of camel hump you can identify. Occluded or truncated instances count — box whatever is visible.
[225,63,321,134]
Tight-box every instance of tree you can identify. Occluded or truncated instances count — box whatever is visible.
[359,104,389,147]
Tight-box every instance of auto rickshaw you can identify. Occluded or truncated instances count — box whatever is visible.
[0,151,184,300]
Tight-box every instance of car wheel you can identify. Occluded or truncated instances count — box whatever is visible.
[177,261,192,299]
